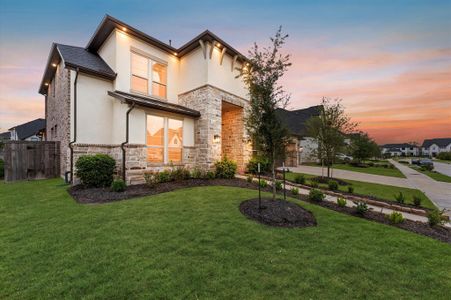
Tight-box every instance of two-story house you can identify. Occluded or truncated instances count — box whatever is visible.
[39,15,251,185]
[381,143,419,157]
[421,138,451,157]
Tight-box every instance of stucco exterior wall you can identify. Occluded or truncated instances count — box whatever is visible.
[46,62,71,176]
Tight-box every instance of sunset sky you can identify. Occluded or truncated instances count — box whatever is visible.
[0,0,450,144]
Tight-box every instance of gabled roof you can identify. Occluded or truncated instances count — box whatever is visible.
[422,138,451,148]
[381,143,415,149]
[0,131,11,141]
[39,43,116,95]
[275,105,323,137]
[108,90,201,118]
[9,118,46,140]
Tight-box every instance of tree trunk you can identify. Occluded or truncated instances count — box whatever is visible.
[272,150,276,200]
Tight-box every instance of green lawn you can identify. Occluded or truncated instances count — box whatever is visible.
[303,162,405,178]
[285,172,436,209]
[434,159,451,164]
[408,165,451,183]
[1,179,450,299]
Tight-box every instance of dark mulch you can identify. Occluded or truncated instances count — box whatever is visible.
[297,194,451,244]
[239,198,317,228]
[311,176,349,186]
[69,178,262,204]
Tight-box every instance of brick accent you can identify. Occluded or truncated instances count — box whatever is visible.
[46,65,71,176]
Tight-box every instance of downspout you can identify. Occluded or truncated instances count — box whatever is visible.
[68,68,79,183]
[121,102,135,182]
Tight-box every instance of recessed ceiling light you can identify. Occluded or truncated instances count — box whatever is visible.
[216,42,221,47]
[44,83,49,86]
[122,27,127,32]
[52,63,57,67]
[174,52,178,56]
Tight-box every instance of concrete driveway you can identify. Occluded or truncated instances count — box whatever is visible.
[288,164,412,188]
[433,161,451,177]
[390,159,451,216]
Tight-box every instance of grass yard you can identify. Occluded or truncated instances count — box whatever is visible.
[408,165,451,183]
[1,179,450,299]
[302,162,405,178]
[285,172,436,209]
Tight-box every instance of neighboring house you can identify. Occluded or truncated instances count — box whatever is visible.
[38,15,251,185]
[275,105,322,166]
[422,138,451,157]
[381,143,419,157]
[8,118,46,141]
[0,131,11,142]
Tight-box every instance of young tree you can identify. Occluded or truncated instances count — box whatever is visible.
[306,97,357,178]
[240,27,291,200]
[349,132,380,162]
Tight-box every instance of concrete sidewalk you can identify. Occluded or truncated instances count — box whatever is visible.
[389,159,451,217]
[288,165,412,188]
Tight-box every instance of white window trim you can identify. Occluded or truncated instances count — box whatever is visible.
[130,49,168,100]
[146,113,183,165]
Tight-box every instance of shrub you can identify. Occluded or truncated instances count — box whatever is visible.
[394,192,405,204]
[158,170,172,183]
[275,180,283,190]
[259,179,268,188]
[348,186,354,194]
[0,158,4,178]
[337,197,347,207]
[171,167,191,181]
[427,209,445,227]
[437,151,451,161]
[291,187,299,195]
[309,189,325,202]
[111,179,126,192]
[246,156,271,174]
[191,167,203,179]
[75,154,116,187]
[354,201,368,215]
[246,175,253,183]
[310,181,319,188]
[328,180,338,191]
[421,165,434,172]
[144,171,159,187]
[294,174,305,184]
[412,196,422,207]
[386,211,404,224]
[214,157,237,179]
[368,162,374,167]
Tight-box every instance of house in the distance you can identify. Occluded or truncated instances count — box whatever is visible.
[381,143,419,157]
[38,15,251,184]
[421,138,451,157]
[8,118,46,141]
[275,105,322,166]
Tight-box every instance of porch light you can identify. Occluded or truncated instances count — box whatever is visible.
[214,134,220,143]
[52,63,57,67]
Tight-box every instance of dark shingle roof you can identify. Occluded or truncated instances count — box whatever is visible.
[422,138,451,148]
[275,105,323,137]
[0,131,11,141]
[382,143,415,148]
[9,118,46,140]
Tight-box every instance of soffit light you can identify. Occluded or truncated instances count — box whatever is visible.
[216,42,221,47]
[52,63,57,67]
[45,83,49,86]
[122,26,127,32]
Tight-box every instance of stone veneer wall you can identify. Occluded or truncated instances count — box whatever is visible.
[222,106,246,171]
[46,65,71,176]
[179,84,252,172]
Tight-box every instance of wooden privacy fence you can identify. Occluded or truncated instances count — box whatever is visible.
[4,141,60,182]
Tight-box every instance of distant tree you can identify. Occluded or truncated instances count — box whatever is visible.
[306,97,357,178]
[350,132,380,162]
[240,27,291,200]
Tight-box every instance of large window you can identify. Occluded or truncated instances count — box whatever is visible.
[146,115,183,164]
[131,52,167,99]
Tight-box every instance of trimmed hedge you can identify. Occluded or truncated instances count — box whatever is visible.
[75,154,116,187]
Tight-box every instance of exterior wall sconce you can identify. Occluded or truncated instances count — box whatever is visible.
[214,134,220,143]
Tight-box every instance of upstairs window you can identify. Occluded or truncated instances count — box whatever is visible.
[131,51,167,99]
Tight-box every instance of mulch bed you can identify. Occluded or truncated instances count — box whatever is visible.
[68,178,450,243]
[239,198,317,228]
[311,176,349,186]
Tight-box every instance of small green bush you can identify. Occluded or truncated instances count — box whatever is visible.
[421,165,434,172]
[427,209,445,227]
[206,170,216,179]
[259,179,267,188]
[0,158,4,178]
[246,175,253,183]
[291,187,299,195]
[171,167,191,181]
[309,189,325,202]
[412,195,422,207]
[275,180,283,190]
[348,186,354,194]
[75,154,116,187]
[310,181,319,188]
[294,174,305,184]
[191,168,203,179]
[394,192,405,204]
[111,179,126,192]
[158,170,172,183]
[214,157,237,179]
[354,201,369,215]
[437,151,451,161]
[386,211,404,224]
[328,180,338,191]
[246,156,270,174]
[144,171,159,187]
[337,197,347,207]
